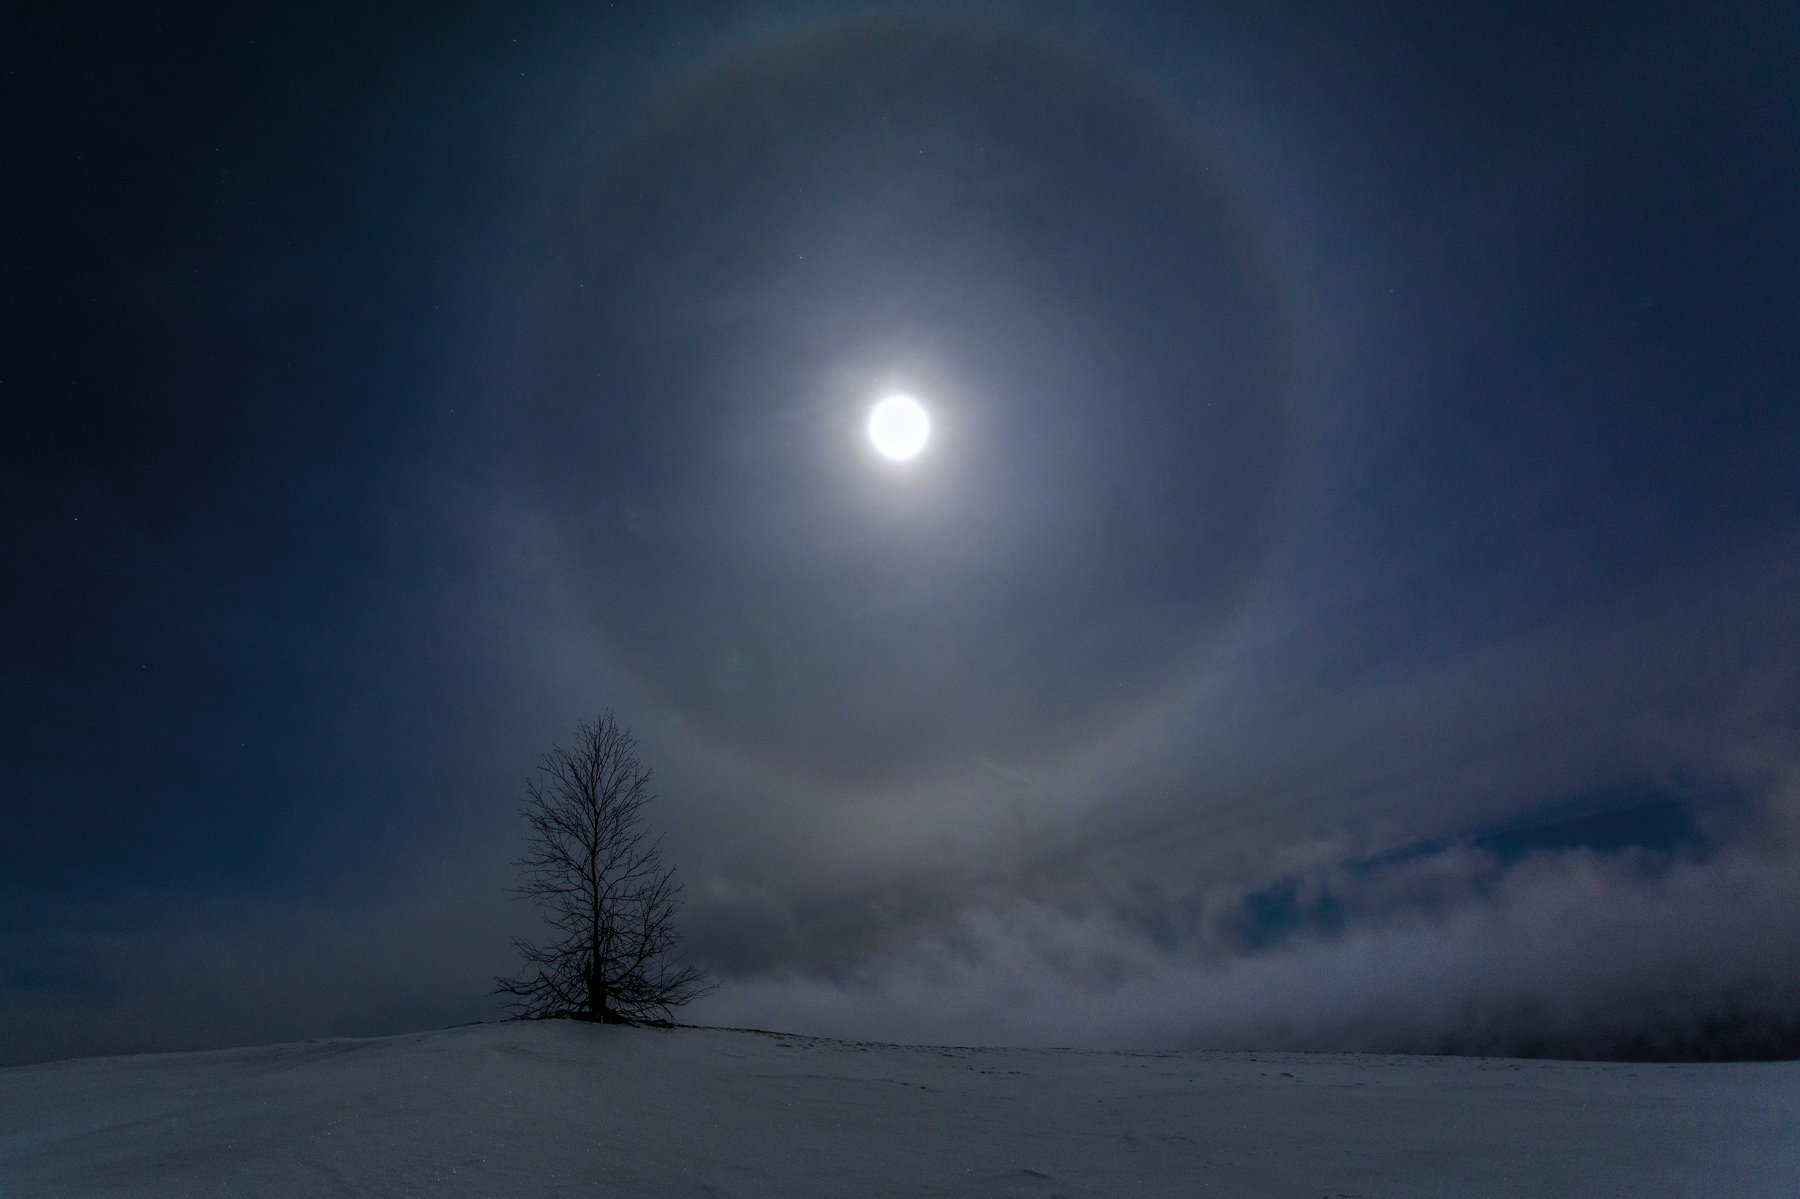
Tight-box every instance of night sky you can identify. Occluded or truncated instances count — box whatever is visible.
[6,1,1799,1066]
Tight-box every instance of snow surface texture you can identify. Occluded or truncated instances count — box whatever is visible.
[1,1021,1794,1197]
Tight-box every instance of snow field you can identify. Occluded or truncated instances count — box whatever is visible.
[2,1020,1796,1196]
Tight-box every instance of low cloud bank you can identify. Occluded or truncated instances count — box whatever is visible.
[696,768,1800,1060]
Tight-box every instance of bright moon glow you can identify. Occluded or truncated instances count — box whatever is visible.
[867,394,931,461]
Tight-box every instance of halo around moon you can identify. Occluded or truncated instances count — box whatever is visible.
[521,15,1296,781]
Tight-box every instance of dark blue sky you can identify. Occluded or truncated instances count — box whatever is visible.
[5,1,1799,1064]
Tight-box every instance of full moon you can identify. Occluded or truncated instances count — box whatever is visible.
[867,393,931,461]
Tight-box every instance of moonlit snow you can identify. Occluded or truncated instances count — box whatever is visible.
[3,1021,1795,1196]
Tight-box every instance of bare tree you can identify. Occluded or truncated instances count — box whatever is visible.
[497,713,711,1023]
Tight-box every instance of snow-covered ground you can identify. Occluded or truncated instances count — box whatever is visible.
[2,1020,1795,1197]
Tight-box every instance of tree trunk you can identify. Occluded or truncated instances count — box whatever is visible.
[586,950,605,1021]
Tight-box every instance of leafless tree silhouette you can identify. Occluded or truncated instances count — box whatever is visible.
[497,713,711,1022]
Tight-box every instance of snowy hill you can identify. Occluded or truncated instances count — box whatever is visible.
[2,1020,1795,1196]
